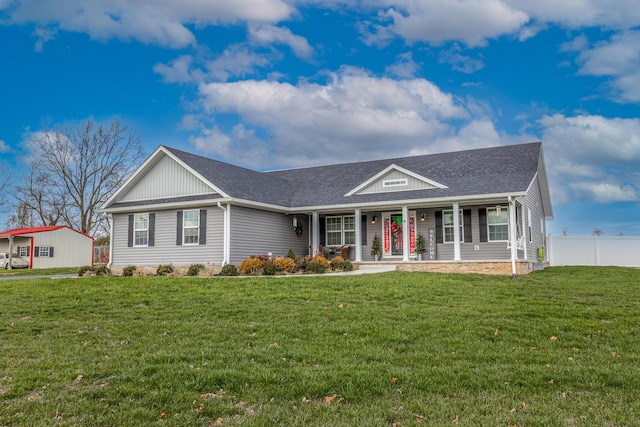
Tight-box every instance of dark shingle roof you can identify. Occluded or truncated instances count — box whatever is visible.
[164,142,542,209]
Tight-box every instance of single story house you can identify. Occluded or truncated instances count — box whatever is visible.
[0,225,94,269]
[100,142,552,276]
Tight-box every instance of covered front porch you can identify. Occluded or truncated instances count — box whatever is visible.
[297,195,530,277]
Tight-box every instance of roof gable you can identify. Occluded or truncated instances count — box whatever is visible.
[345,164,447,196]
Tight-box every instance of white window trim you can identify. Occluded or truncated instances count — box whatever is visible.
[325,215,356,247]
[487,207,509,242]
[39,246,50,257]
[134,213,149,247]
[443,209,463,243]
[183,209,200,246]
[18,246,28,257]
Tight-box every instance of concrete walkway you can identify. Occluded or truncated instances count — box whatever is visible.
[335,263,398,275]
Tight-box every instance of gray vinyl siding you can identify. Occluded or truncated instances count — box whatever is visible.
[358,170,436,195]
[111,207,223,267]
[122,154,216,202]
[229,206,310,265]
[520,177,547,262]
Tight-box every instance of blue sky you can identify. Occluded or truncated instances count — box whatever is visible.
[1,0,639,236]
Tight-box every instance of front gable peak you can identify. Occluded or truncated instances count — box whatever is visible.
[345,164,448,197]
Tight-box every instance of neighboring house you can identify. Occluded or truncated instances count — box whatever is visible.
[100,142,553,276]
[0,226,94,269]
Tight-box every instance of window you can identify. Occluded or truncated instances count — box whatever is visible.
[443,209,463,243]
[39,246,50,257]
[183,210,200,245]
[18,246,29,257]
[487,207,509,241]
[383,178,408,188]
[326,215,355,246]
[134,213,149,246]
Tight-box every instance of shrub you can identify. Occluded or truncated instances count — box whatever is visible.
[187,264,205,276]
[263,262,278,276]
[340,260,354,271]
[330,255,344,270]
[122,265,136,277]
[295,255,310,271]
[287,248,296,260]
[77,266,93,277]
[156,264,174,276]
[275,257,296,273]
[220,264,238,276]
[94,265,111,276]
[306,255,329,274]
[238,257,264,275]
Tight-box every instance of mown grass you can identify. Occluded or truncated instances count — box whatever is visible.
[0,267,77,277]
[1,267,639,426]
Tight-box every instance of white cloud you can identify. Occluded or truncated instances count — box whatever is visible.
[5,0,294,48]
[0,139,10,152]
[248,24,314,60]
[191,67,469,167]
[438,45,485,74]
[575,31,640,102]
[540,113,640,203]
[32,27,56,52]
[371,0,529,47]
[385,52,420,78]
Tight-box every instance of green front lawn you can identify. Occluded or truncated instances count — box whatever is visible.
[0,267,78,277]
[1,267,639,426]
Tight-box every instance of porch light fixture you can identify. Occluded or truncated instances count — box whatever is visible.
[420,213,426,222]
[292,215,298,227]
[496,205,501,216]
[371,215,378,224]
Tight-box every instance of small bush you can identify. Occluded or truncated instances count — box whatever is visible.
[156,264,174,276]
[287,248,296,260]
[238,257,264,275]
[330,255,344,270]
[306,255,329,274]
[275,257,296,273]
[187,264,205,276]
[220,264,238,276]
[305,261,327,274]
[94,265,111,276]
[263,262,278,276]
[122,265,136,277]
[295,255,310,271]
[77,266,93,277]
[340,260,354,271]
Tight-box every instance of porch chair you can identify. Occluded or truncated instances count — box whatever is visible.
[339,245,351,260]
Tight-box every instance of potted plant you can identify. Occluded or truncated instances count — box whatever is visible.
[294,223,303,238]
[415,233,426,261]
[370,234,381,261]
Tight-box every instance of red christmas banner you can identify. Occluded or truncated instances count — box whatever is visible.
[384,216,390,253]
[409,215,416,254]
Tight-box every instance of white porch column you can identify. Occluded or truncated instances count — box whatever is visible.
[312,211,320,255]
[402,205,410,261]
[107,213,113,268]
[7,236,14,270]
[453,202,461,261]
[354,208,362,262]
[509,197,517,277]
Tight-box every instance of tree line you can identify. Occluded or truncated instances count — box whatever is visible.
[0,118,145,238]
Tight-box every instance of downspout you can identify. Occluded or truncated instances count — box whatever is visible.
[29,236,34,269]
[217,202,230,266]
[107,214,113,269]
[509,196,517,279]
[8,236,13,270]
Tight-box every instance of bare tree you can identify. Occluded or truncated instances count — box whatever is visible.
[11,118,145,236]
[592,228,604,236]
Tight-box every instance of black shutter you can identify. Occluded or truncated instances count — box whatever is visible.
[34,246,39,257]
[26,246,30,257]
[361,215,367,245]
[319,217,326,246]
[463,209,472,243]
[176,211,183,246]
[148,213,155,247]
[199,209,207,245]
[128,214,134,247]
[479,208,487,242]
[435,211,443,244]
[49,247,54,257]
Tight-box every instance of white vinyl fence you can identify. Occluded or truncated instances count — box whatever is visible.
[548,236,640,267]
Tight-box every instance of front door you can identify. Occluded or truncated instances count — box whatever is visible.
[382,211,417,258]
